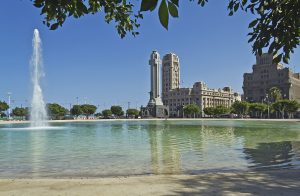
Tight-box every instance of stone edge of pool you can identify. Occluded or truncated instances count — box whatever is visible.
[0,170,300,195]
[1,118,299,125]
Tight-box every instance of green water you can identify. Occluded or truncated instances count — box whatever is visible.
[0,120,299,178]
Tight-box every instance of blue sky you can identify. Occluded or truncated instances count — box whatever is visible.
[1,1,299,111]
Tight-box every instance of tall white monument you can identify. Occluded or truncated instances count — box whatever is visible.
[148,51,163,106]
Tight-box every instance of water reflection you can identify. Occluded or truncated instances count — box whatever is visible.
[148,122,182,174]
[244,141,300,169]
[147,122,249,174]
[0,120,300,177]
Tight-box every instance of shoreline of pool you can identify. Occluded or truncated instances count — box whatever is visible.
[0,170,299,195]
[0,118,299,125]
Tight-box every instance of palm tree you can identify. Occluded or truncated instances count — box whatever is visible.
[268,87,282,103]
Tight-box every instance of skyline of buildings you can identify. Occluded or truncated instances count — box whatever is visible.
[142,51,241,118]
[2,52,300,114]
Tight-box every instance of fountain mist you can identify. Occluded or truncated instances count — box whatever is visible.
[30,29,48,127]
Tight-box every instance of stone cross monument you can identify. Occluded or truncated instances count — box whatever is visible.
[141,51,168,118]
[148,51,164,106]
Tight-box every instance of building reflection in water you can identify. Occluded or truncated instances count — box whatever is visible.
[244,141,293,168]
[235,126,300,169]
[146,121,249,174]
[148,122,182,174]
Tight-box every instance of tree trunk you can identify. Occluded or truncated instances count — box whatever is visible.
[281,110,284,119]
[260,111,262,119]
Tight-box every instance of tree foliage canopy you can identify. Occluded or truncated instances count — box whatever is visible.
[12,107,29,117]
[214,105,230,116]
[0,101,9,112]
[248,102,267,118]
[70,105,83,116]
[203,107,215,116]
[231,101,249,115]
[268,87,282,102]
[111,105,124,117]
[126,108,139,117]
[272,99,289,118]
[272,99,299,118]
[32,0,141,38]
[184,104,200,117]
[285,100,300,113]
[80,104,97,116]
[47,103,68,119]
[203,105,230,117]
[31,0,300,63]
[70,104,97,117]
[102,109,112,118]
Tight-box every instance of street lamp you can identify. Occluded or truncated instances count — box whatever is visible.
[7,92,12,120]
[76,97,79,105]
[265,94,270,119]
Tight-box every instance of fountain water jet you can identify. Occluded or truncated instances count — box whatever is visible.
[30,29,48,127]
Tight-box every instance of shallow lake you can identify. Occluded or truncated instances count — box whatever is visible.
[0,120,300,178]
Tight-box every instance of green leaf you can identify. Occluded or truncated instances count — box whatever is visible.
[234,3,239,12]
[268,41,276,53]
[273,54,283,63]
[50,23,59,30]
[159,0,169,30]
[248,35,256,43]
[141,0,159,12]
[228,1,234,9]
[168,1,178,18]
[248,19,258,28]
[33,0,44,8]
[283,56,289,64]
[170,0,179,7]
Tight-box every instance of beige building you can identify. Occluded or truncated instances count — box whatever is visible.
[243,53,300,102]
[162,53,180,97]
[163,82,241,117]
[162,53,241,117]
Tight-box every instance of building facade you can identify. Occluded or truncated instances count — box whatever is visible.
[162,53,180,98]
[243,53,300,102]
[163,82,241,117]
[161,52,241,117]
